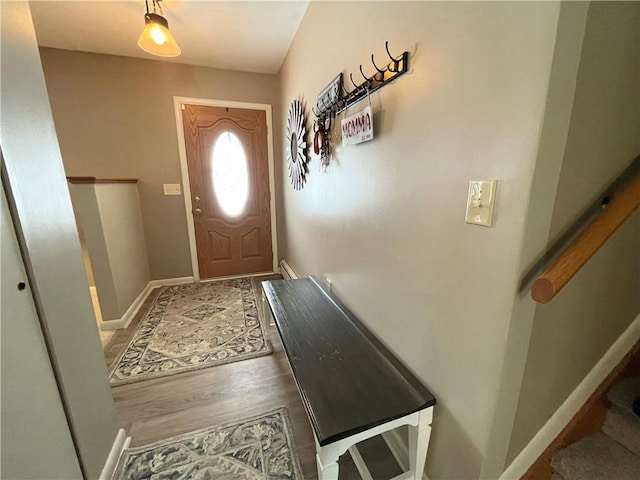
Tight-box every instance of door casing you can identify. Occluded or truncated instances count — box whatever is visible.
[173,96,278,281]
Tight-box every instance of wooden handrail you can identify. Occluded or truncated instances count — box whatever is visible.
[531,172,640,304]
[66,176,138,184]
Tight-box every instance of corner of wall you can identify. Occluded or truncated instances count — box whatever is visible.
[480,2,591,477]
[504,0,640,467]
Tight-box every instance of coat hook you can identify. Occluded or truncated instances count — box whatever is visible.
[349,72,360,90]
[385,41,400,72]
[359,64,374,86]
[385,41,397,61]
[371,54,386,81]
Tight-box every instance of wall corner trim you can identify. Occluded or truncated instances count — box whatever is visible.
[147,276,196,289]
[100,276,194,331]
[279,260,298,279]
[499,313,640,480]
[98,428,130,480]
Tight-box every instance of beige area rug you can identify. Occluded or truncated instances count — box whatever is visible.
[114,408,303,480]
[109,278,272,386]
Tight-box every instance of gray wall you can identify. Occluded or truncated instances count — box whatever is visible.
[277,2,561,478]
[39,47,281,280]
[1,3,120,478]
[480,4,592,475]
[507,1,640,461]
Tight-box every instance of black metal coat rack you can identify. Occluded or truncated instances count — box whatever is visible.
[313,42,410,119]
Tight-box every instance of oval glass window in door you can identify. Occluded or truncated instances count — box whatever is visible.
[211,131,249,217]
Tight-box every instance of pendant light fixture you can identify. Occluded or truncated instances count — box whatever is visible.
[137,0,181,57]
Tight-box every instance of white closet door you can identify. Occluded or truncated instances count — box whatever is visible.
[1,186,83,479]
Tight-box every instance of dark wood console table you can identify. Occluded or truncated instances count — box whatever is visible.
[262,276,436,480]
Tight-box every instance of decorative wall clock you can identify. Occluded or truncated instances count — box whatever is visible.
[286,99,308,190]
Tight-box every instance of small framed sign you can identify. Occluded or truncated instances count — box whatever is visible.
[341,106,374,146]
[316,73,342,115]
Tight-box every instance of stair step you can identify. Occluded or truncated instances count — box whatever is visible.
[607,376,640,416]
[603,404,640,455]
[551,432,640,480]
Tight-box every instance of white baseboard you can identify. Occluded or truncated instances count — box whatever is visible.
[98,428,130,480]
[279,259,298,279]
[198,271,275,283]
[100,276,194,331]
[100,283,152,331]
[148,276,194,289]
[500,313,640,480]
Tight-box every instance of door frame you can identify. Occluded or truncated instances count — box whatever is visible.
[173,96,278,281]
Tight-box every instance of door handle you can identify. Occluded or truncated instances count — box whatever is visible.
[194,208,202,216]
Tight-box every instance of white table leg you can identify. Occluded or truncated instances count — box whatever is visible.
[317,456,339,480]
[408,409,433,480]
[316,442,342,480]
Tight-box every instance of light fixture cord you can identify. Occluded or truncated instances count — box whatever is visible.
[152,0,164,16]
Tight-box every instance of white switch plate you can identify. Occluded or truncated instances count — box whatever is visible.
[465,180,497,227]
[163,184,181,196]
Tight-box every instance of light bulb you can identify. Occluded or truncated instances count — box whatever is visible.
[150,24,167,45]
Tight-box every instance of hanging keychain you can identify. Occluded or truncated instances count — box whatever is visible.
[320,113,332,170]
[313,118,322,156]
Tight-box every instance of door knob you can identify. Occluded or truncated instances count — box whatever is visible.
[194,196,201,203]
[194,208,202,216]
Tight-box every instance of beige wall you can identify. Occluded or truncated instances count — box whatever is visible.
[278,2,561,478]
[1,3,120,477]
[507,1,640,461]
[39,48,281,280]
[70,182,151,321]
[95,183,151,317]
[69,183,121,320]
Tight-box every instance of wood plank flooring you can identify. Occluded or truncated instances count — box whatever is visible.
[104,275,402,479]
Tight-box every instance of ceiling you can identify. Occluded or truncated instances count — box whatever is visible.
[30,1,309,74]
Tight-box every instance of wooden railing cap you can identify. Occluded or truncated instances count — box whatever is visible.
[67,176,138,184]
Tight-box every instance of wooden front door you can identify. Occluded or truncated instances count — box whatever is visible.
[182,104,273,279]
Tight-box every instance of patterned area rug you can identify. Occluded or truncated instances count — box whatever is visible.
[109,278,271,385]
[114,408,303,480]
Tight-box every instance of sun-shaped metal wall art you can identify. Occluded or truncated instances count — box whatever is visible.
[286,99,308,190]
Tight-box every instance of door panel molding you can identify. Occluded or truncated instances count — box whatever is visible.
[173,97,278,281]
